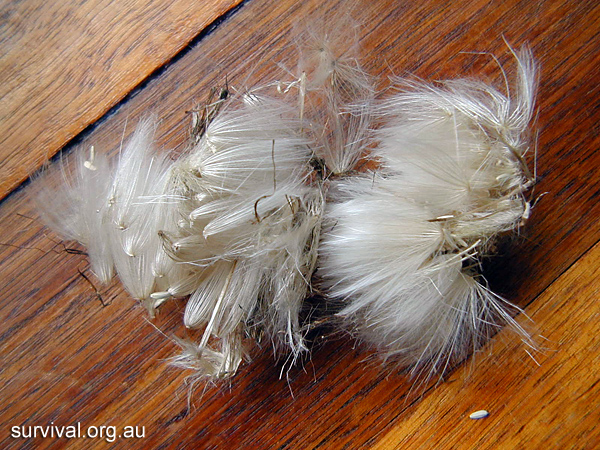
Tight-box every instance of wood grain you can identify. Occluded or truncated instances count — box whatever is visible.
[0,0,242,200]
[0,0,599,449]
[372,239,600,450]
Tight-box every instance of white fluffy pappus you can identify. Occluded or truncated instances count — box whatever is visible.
[34,10,540,388]
[104,119,176,302]
[34,9,380,384]
[278,12,376,176]
[153,92,325,379]
[37,118,189,315]
[319,47,537,378]
[36,145,115,284]
[37,94,325,381]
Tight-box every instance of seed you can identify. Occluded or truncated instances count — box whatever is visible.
[469,410,489,420]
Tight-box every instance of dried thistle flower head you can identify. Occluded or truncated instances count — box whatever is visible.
[34,12,539,387]
[279,12,376,176]
[154,92,324,378]
[318,46,537,379]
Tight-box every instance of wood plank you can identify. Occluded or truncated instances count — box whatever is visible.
[0,0,243,200]
[372,239,600,449]
[0,0,598,449]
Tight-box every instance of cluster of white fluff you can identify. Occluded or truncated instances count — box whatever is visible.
[37,20,537,383]
[320,47,536,377]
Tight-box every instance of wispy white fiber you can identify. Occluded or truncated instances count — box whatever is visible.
[279,12,376,175]
[35,18,538,387]
[37,118,190,314]
[104,118,175,301]
[319,47,537,378]
[36,146,115,284]
[154,93,324,376]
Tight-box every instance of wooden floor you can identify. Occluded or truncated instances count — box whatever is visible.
[1,0,599,448]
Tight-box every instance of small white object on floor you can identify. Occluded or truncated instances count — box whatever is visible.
[469,410,489,420]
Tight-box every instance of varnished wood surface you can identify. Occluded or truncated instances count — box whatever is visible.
[0,0,242,200]
[373,240,600,450]
[0,0,599,449]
